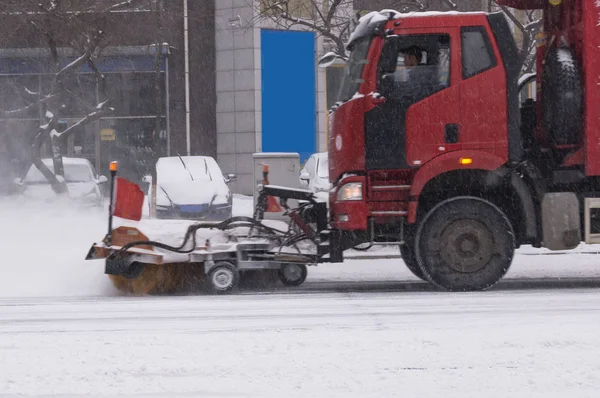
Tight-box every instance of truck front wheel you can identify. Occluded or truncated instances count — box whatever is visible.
[400,231,426,281]
[415,197,515,291]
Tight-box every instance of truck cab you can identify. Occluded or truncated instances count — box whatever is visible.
[325,11,520,246]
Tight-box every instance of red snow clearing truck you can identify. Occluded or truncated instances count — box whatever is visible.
[315,0,600,291]
[87,0,600,294]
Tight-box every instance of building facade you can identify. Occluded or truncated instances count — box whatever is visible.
[0,1,217,186]
[215,0,331,194]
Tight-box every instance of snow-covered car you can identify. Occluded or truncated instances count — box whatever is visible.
[300,152,330,201]
[20,157,107,206]
[144,156,236,221]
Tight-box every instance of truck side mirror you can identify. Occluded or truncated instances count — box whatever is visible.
[142,175,152,184]
[318,52,347,68]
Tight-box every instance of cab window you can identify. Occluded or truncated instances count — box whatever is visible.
[378,34,451,103]
[461,26,497,79]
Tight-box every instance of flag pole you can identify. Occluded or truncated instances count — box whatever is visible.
[106,161,118,246]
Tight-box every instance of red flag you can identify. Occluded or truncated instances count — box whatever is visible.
[262,164,282,213]
[113,177,144,221]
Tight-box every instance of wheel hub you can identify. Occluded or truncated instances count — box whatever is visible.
[439,219,493,273]
[212,268,233,289]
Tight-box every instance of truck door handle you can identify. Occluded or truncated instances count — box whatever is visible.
[445,124,459,144]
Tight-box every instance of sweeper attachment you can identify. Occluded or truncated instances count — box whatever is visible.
[85,161,327,295]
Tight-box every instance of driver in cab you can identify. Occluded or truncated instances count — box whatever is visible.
[393,45,438,103]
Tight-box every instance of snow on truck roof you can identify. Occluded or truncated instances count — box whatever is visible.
[347,9,487,48]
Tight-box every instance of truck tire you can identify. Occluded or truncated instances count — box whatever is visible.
[414,197,515,292]
[542,47,583,145]
[400,231,426,281]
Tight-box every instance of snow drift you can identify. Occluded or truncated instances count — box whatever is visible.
[0,197,118,297]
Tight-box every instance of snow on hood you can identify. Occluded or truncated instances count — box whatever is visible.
[155,156,231,207]
[158,180,228,206]
[22,181,98,203]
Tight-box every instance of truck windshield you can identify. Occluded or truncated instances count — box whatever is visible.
[337,37,371,103]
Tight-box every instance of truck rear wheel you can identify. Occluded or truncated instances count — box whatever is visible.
[415,197,515,291]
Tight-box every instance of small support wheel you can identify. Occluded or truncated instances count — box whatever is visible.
[207,262,239,294]
[278,263,308,287]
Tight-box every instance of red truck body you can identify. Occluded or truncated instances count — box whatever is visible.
[318,1,600,291]
[329,11,518,229]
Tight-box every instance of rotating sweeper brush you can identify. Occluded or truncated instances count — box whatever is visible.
[85,161,325,295]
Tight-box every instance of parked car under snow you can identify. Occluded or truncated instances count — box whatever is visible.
[20,157,107,206]
[300,152,330,202]
[144,156,236,221]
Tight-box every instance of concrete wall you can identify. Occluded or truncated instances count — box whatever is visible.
[215,0,260,195]
[215,0,328,195]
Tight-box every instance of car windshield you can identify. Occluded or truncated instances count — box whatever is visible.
[156,157,223,183]
[25,162,91,183]
[336,37,372,103]
[317,156,329,179]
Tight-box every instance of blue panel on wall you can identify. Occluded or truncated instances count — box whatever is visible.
[261,29,316,163]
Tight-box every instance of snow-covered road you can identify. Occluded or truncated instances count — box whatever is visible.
[1,290,600,397]
[1,197,600,396]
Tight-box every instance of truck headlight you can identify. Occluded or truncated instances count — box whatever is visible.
[337,182,363,201]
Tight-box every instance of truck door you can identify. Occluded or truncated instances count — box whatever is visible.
[365,30,460,170]
[458,25,508,157]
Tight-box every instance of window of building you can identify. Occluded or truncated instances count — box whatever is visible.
[461,26,497,79]
[61,74,98,118]
[105,72,165,117]
[0,52,169,185]
[0,75,41,120]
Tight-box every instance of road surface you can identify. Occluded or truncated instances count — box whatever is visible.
[1,198,600,397]
[1,287,600,397]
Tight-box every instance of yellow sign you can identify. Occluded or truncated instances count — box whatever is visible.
[100,129,115,141]
[549,0,562,6]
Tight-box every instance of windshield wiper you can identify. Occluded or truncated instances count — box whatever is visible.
[204,159,212,181]
[160,186,176,207]
[177,153,194,181]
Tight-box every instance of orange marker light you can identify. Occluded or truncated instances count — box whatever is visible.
[459,158,473,165]
[110,161,118,172]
